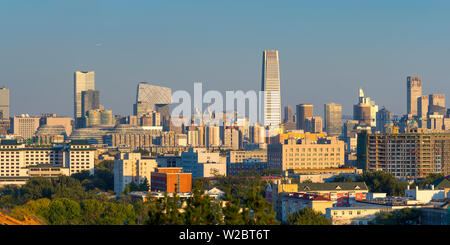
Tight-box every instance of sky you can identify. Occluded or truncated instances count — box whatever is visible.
[1,0,450,118]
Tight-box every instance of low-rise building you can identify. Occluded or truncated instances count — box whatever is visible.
[280,193,334,223]
[404,185,449,204]
[296,182,369,206]
[150,167,192,193]
[325,207,382,225]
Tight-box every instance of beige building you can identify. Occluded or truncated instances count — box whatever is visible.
[12,115,41,140]
[429,94,446,108]
[268,137,345,171]
[41,116,73,136]
[114,152,158,195]
[0,140,94,185]
[228,149,267,164]
[305,116,323,133]
[359,130,450,178]
[296,104,313,131]
[326,207,382,225]
[417,95,429,119]
[280,193,334,223]
[65,140,96,175]
[74,71,95,126]
[407,76,422,116]
[324,103,342,137]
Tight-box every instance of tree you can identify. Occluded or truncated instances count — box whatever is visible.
[47,198,82,225]
[79,199,105,225]
[182,181,223,225]
[418,173,445,188]
[372,208,421,225]
[222,187,245,225]
[243,181,278,225]
[358,171,408,196]
[287,208,330,225]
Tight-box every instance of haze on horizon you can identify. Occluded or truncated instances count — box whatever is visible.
[1,0,450,118]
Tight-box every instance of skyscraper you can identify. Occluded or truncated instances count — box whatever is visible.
[324,103,342,137]
[429,94,446,108]
[134,83,172,123]
[407,76,422,116]
[296,104,313,130]
[0,87,10,120]
[261,50,281,128]
[81,90,100,117]
[74,71,95,128]
[417,95,429,119]
[284,106,293,123]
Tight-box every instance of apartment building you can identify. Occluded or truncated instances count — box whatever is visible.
[114,152,158,195]
[357,130,450,179]
[268,137,345,171]
[181,148,226,178]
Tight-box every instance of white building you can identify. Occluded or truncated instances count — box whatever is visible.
[404,185,448,204]
[326,207,382,225]
[0,139,94,186]
[114,152,157,195]
[181,148,226,178]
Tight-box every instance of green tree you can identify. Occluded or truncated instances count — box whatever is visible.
[417,173,445,188]
[79,199,105,225]
[372,208,421,225]
[358,171,408,196]
[287,208,330,225]
[47,198,82,225]
[222,187,245,225]
[243,181,278,225]
[182,181,223,225]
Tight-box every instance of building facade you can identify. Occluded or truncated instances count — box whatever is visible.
[262,50,281,129]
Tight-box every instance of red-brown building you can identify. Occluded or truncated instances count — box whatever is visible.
[150,167,192,193]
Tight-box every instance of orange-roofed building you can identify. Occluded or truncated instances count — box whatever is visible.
[151,167,192,193]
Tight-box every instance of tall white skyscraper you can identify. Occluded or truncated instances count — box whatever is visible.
[261,50,281,129]
[74,71,95,127]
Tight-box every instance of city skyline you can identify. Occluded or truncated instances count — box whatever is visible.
[2,1,450,118]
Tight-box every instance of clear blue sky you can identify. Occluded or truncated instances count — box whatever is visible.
[1,0,450,118]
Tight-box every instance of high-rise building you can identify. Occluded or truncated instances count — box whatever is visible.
[296,104,313,130]
[376,107,393,133]
[305,116,323,133]
[324,103,342,137]
[12,115,41,140]
[357,130,450,179]
[206,125,221,147]
[407,76,422,116]
[261,50,281,128]
[74,71,95,128]
[417,95,429,119]
[134,83,172,120]
[284,106,293,123]
[429,94,446,108]
[81,90,100,117]
[0,87,10,120]
[354,88,378,128]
